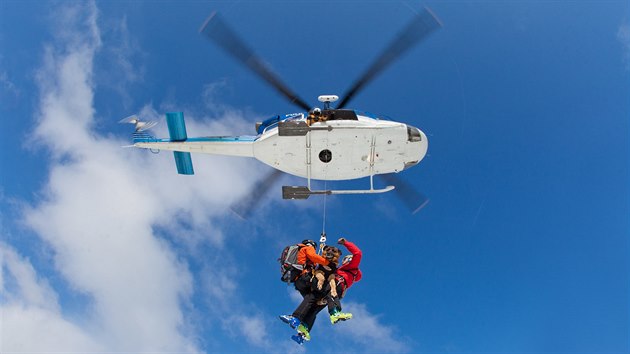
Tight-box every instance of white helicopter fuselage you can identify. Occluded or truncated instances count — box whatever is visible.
[133,111,427,181]
[255,114,427,180]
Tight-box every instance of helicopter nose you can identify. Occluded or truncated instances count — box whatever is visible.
[404,125,428,169]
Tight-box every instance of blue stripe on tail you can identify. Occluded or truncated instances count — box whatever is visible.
[174,151,194,175]
[166,112,188,141]
[166,112,194,175]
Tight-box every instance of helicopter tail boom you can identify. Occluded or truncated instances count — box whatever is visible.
[129,111,256,175]
[129,111,257,174]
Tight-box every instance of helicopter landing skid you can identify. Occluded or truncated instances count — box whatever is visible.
[282,185,395,200]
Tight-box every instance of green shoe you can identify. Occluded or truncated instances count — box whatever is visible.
[330,312,353,324]
[297,324,311,341]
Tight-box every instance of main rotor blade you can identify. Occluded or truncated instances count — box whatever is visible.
[200,12,311,112]
[230,169,285,219]
[379,173,429,214]
[337,7,442,109]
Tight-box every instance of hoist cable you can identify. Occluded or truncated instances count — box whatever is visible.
[322,180,327,234]
[318,180,328,255]
[319,133,329,255]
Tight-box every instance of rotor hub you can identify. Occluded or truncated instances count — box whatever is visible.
[318,95,339,109]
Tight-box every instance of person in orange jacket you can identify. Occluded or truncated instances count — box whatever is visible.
[294,239,330,295]
[279,239,331,340]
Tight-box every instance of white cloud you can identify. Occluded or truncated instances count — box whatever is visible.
[1,243,59,313]
[200,263,239,306]
[225,314,272,348]
[1,244,104,353]
[280,288,409,352]
[3,1,412,353]
[2,1,240,352]
[221,313,301,354]
[335,301,411,353]
[16,2,200,352]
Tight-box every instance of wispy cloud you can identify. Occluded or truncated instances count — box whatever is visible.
[1,243,59,312]
[98,15,146,108]
[335,301,411,353]
[618,21,630,69]
[225,314,273,348]
[0,70,19,97]
[1,243,104,352]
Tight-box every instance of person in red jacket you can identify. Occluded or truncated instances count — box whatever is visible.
[321,237,362,323]
[281,237,362,345]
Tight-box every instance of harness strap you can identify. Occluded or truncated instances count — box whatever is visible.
[335,274,348,299]
[345,268,359,281]
[336,268,359,288]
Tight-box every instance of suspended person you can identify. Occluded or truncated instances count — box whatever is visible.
[281,237,362,345]
[322,239,360,323]
[294,239,331,296]
[302,238,362,332]
[279,239,334,342]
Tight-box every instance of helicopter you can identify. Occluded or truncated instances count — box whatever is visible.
[123,7,441,213]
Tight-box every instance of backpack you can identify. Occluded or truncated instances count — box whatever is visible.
[278,244,305,283]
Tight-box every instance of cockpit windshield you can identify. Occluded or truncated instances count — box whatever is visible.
[407,125,422,142]
[321,109,358,121]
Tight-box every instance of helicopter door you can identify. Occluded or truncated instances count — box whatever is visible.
[307,125,372,180]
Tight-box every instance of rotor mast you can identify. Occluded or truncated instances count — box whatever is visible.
[317,95,339,110]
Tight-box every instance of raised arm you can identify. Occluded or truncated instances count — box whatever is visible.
[339,238,362,268]
[305,246,329,266]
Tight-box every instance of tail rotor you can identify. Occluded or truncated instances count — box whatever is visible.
[119,115,158,132]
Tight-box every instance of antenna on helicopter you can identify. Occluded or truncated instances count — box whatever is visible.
[318,95,339,110]
[119,115,158,132]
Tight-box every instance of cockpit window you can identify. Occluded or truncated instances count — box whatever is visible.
[321,109,358,121]
[407,125,422,142]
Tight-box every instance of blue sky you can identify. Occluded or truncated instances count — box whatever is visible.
[1,1,628,353]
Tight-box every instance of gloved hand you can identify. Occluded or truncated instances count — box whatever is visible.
[337,237,346,245]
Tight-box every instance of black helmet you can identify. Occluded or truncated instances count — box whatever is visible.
[301,239,316,248]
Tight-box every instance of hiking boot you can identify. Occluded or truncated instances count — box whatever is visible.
[279,315,300,329]
[330,311,353,324]
[291,333,305,345]
[297,324,311,341]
